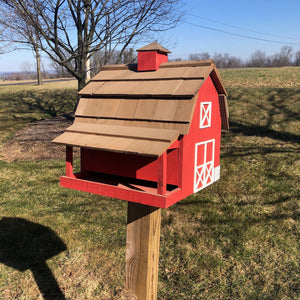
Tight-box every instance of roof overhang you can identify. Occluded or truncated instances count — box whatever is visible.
[52,123,179,157]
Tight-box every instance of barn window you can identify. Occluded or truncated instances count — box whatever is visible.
[200,102,212,128]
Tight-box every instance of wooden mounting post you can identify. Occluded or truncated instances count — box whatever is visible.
[125,202,161,300]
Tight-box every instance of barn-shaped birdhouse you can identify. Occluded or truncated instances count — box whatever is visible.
[53,42,229,208]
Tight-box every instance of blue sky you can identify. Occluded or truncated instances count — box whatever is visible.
[168,0,300,60]
[0,0,299,72]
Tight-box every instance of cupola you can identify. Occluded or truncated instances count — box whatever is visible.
[136,41,171,71]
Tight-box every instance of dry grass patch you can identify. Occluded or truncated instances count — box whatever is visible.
[220,66,300,88]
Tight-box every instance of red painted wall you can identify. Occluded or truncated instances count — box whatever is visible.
[137,51,168,71]
[180,75,221,198]
[81,146,179,186]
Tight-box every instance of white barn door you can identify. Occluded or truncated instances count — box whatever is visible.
[194,139,215,193]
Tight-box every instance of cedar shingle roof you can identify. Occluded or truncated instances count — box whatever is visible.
[53,60,228,157]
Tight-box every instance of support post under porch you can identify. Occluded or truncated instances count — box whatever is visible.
[157,151,167,195]
[66,146,74,178]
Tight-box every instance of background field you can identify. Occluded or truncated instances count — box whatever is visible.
[0,67,299,299]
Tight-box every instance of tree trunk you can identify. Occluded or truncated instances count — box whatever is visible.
[36,52,42,85]
[34,47,42,85]
[77,14,87,91]
[77,49,90,91]
[77,74,86,91]
[85,58,91,82]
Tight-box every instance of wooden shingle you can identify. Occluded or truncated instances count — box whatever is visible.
[76,98,121,118]
[115,99,139,119]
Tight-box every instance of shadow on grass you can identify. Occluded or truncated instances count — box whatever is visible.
[229,121,300,144]
[227,87,300,144]
[220,143,298,159]
[19,90,77,118]
[0,217,67,300]
[0,89,77,119]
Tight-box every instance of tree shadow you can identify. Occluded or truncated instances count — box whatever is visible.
[227,87,300,145]
[0,217,67,300]
[18,90,77,118]
[229,121,300,144]
[0,89,77,120]
[220,143,298,158]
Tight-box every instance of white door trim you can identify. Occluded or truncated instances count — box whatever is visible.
[194,139,215,193]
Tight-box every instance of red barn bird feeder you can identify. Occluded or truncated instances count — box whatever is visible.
[53,42,229,299]
[53,42,229,208]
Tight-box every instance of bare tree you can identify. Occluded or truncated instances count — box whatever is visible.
[0,29,4,54]
[20,61,33,79]
[211,53,243,68]
[121,48,137,64]
[90,47,137,77]
[294,50,300,66]
[51,60,71,78]
[1,0,183,91]
[188,51,244,68]
[0,26,15,55]
[247,50,268,67]
[271,46,294,67]
[188,52,210,60]
[0,4,43,84]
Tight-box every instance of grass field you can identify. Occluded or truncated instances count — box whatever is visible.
[0,80,77,147]
[0,68,299,299]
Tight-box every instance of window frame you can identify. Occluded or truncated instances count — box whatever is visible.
[199,102,212,129]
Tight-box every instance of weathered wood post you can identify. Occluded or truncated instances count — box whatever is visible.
[125,152,166,299]
[125,203,161,300]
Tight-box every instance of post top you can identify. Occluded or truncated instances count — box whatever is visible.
[136,42,171,54]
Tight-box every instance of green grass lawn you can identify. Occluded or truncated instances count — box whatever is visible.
[0,69,299,299]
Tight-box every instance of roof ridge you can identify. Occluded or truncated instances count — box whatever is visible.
[100,60,215,72]
[90,77,205,82]
[160,60,215,68]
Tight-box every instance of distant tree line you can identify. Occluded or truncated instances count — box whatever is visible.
[78,44,300,77]
[186,46,300,68]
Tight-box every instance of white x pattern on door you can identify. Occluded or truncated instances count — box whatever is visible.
[194,139,215,193]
